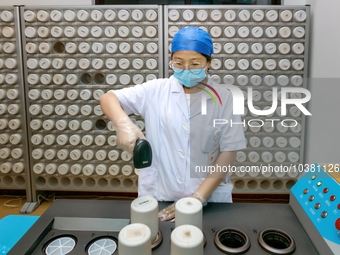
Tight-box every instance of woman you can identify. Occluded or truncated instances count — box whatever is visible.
[100,26,246,221]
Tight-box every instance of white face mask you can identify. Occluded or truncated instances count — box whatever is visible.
[173,68,207,88]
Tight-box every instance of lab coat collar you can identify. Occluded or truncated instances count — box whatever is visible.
[169,75,183,93]
[170,76,189,119]
[189,93,204,118]
[170,76,214,118]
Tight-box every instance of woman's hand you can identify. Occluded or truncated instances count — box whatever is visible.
[115,118,145,155]
[100,92,144,154]
[158,202,176,222]
[158,191,206,222]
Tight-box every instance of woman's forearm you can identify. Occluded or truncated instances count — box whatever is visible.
[99,91,128,124]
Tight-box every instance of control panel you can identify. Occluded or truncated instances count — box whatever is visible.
[164,5,310,194]
[290,164,340,255]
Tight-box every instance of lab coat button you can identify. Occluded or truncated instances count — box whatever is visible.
[183,123,189,130]
[178,178,184,183]
[179,150,186,157]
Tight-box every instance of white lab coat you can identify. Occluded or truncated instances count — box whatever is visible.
[112,75,246,202]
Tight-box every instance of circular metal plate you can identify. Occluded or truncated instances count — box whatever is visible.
[214,228,250,254]
[258,228,296,254]
[151,230,163,250]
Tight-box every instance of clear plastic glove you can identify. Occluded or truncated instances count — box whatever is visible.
[158,191,206,222]
[115,118,145,155]
[158,202,176,222]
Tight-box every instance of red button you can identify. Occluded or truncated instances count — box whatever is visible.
[330,195,336,201]
[335,218,340,230]
[338,204,340,210]
[323,188,329,193]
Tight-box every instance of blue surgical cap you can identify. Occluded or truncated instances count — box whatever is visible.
[171,26,214,56]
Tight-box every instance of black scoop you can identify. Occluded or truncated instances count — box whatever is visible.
[133,139,152,168]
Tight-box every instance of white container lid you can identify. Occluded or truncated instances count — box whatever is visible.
[118,223,151,255]
[175,197,203,230]
[176,197,202,215]
[131,196,158,213]
[171,224,204,255]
